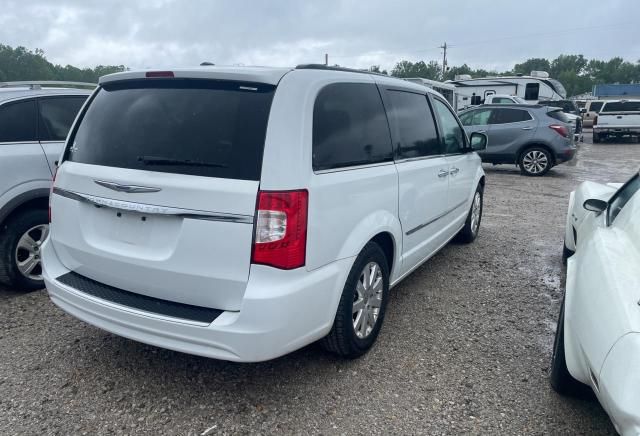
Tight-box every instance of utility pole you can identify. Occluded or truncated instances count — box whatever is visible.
[324,53,328,66]
[440,42,447,80]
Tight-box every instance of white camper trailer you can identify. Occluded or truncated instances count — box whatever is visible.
[449,71,566,111]
[404,77,458,111]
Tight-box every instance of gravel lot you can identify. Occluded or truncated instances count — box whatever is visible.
[1,131,638,435]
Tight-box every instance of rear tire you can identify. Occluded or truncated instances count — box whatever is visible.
[550,298,587,396]
[455,185,483,243]
[0,209,49,291]
[321,242,390,358]
[519,147,552,176]
[593,132,601,143]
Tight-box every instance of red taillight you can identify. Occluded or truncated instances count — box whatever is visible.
[549,124,569,138]
[48,168,57,223]
[251,190,308,270]
[145,71,174,78]
[593,115,598,126]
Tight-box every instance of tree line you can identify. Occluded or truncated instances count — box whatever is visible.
[0,44,125,84]
[1,43,639,97]
[371,55,640,97]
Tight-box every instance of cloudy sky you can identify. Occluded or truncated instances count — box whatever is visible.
[1,0,639,72]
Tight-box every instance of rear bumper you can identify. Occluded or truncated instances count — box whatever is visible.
[598,333,640,435]
[555,147,577,164]
[593,126,640,135]
[42,238,352,362]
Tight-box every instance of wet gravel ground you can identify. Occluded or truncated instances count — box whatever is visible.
[1,131,639,435]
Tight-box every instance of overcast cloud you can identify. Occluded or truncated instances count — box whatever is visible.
[1,0,639,72]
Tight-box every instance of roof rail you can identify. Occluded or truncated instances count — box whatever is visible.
[295,64,389,77]
[0,81,97,90]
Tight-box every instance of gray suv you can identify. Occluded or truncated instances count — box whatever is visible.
[0,82,92,290]
[459,104,576,176]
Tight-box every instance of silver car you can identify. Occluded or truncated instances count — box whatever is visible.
[459,104,576,176]
[0,81,92,290]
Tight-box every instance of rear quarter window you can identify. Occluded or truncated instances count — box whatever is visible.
[546,109,570,123]
[312,83,393,171]
[65,79,275,181]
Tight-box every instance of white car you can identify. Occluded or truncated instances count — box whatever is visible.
[552,171,640,435]
[43,65,488,362]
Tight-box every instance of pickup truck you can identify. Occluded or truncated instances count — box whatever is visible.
[593,100,640,143]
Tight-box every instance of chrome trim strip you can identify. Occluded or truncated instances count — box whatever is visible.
[405,199,468,236]
[394,154,446,164]
[52,187,253,224]
[94,180,162,193]
[0,141,40,145]
[314,161,395,174]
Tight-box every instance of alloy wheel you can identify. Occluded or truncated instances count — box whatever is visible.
[15,224,49,281]
[352,261,383,339]
[522,150,549,174]
[470,191,482,236]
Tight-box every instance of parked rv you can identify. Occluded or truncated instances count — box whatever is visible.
[449,71,567,111]
[404,78,457,111]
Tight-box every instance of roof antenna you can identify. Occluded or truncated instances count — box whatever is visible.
[200,61,215,66]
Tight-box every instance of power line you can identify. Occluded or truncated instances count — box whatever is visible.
[321,21,636,64]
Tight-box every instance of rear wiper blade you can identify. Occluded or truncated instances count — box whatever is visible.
[137,156,228,168]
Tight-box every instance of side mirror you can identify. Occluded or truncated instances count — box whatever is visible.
[469,132,488,151]
[580,108,586,114]
[583,198,608,213]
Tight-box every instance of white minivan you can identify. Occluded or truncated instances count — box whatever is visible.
[43,65,487,362]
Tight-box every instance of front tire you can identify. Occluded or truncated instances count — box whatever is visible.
[0,209,49,291]
[321,242,390,358]
[519,147,552,176]
[455,185,483,243]
[550,298,587,395]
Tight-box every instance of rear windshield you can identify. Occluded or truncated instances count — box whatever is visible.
[601,101,640,113]
[546,109,570,123]
[65,79,275,180]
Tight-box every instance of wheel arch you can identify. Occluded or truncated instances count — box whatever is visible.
[0,189,50,229]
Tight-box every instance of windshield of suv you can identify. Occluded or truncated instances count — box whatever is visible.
[65,79,275,180]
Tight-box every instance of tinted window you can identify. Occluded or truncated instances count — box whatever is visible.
[524,83,540,100]
[385,90,441,158]
[0,100,37,142]
[313,83,392,171]
[547,109,570,123]
[489,108,532,124]
[589,101,604,113]
[432,98,466,154]
[538,100,577,114]
[459,108,492,126]
[66,79,275,180]
[609,174,640,224]
[601,101,640,112]
[39,97,87,141]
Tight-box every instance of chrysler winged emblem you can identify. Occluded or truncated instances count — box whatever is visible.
[94,180,161,193]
